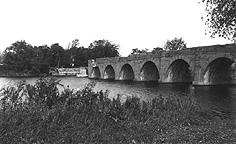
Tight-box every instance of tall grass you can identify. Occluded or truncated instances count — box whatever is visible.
[0,77,234,143]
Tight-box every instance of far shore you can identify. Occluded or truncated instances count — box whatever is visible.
[0,73,46,78]
[0,74,80,78]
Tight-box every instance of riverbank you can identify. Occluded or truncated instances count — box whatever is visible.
[0,77,235,143]
[0,67,88,78]
[0,70,41,77]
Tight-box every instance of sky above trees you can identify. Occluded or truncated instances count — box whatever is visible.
[0,0,232,56]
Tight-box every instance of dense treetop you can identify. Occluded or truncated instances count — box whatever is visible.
[128,37,187,56]
[88,40,120,58]
[130,48,149,55]
[163,37,187,51]
[201,0,236,41]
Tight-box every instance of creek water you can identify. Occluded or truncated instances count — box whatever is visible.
[0,77,236,118]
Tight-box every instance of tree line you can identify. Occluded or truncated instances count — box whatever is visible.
[0,39,120,76]
[130,37,187,55]
[0,37,188,76]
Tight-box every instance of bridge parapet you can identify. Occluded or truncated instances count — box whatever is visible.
[191,44,236,52]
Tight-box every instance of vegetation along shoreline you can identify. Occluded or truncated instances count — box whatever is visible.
[0,77,235,143]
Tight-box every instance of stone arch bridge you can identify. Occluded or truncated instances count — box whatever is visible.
[88,44,236,85]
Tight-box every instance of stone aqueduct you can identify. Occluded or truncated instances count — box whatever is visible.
[88,44,236,85]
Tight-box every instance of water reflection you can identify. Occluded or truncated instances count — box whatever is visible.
[194,85,236,114]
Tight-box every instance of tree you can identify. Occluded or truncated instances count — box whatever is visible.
[0,51,3,62]
[163,37,187,51]
[201,0,236,41]
[3,40,34,72]
[2,41,54,75]
[73,47,90,67]
[65,39,89,68]
[33,45,51,74]
[50,43,64,68]
[88,39,120,58]
[130,48,149,55]
[152,47,163,53]
[67,39,79,49]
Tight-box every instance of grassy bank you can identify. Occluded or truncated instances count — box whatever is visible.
[0,77,235,143]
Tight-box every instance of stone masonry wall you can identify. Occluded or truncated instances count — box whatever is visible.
[88,44,236,85]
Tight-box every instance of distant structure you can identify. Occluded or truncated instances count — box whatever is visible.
[88,44,236,85]
[51,67,87,77]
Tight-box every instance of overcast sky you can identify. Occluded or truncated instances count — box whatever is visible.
[0,0,232,56]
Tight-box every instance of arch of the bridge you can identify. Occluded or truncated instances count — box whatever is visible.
[119,63,135,80]
[165,59,193,83]
[139,61,160,81]
[201,54,236,84]
[90,66,101,79]
[167,56,193,70]
[103,65,115,80]
[163,56,193,83]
